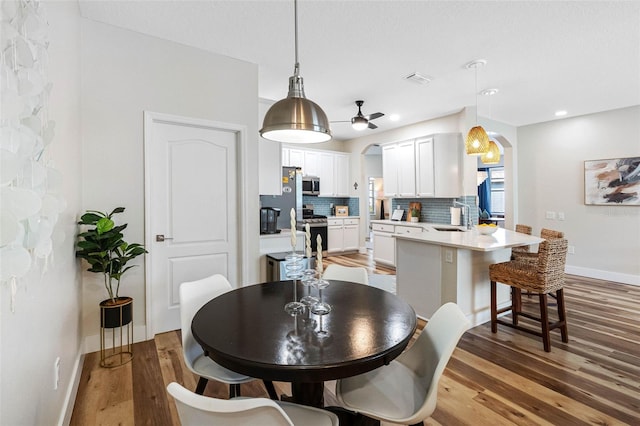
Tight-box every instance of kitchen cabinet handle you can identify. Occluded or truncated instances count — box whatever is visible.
[156,234,174,242]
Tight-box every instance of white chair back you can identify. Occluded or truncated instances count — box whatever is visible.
[179,274,233,371]
[167,382,294,425]
[322,264,369,285]
[398,302,470,422]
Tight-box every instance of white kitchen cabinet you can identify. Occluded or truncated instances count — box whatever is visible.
[318,152,335,196]
[334,153,350,196]
[343,218,359,251]
[304,150,321,176]
[397,140,416,196]
[382,134,461,198]
[318,152,350,197]
[382,144,399,197]
[284,148,305,169]
[382,140,415,197]
[415,136,435,197]
[328,217,360,253]
[416,134,462,198]
[373,231,395,266]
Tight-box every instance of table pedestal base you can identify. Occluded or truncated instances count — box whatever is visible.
[289,382,324,407]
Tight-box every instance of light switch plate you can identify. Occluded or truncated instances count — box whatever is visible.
[545,211,556,219]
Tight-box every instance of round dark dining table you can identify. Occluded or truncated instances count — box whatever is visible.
[191,280,417,407]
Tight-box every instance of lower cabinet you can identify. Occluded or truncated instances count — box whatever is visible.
[328,217,360,253]
[373,231,395,266]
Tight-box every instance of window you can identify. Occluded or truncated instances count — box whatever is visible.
[489,168,505,215]
[368,177,375,215]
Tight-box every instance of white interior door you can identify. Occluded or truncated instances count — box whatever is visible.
[145,112,238,336]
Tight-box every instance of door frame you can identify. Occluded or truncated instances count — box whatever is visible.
[143,111,250,339]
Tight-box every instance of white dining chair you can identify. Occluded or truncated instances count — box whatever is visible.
[167,382,339,426]
[335,302,470,426]
[321,264,369,285]
[179,274,256,398]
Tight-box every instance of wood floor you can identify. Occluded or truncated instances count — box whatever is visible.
[71,252,640,425]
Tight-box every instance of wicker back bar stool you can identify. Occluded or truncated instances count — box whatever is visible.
[513,228,565,263]
[490,238,569,352]
[511,224,533,260]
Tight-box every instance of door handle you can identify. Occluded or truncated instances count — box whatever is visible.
[156,234,174,242]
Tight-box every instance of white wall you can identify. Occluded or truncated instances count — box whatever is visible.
[0,2,83,424]
[518,106,640,284]
[79,20,260,347]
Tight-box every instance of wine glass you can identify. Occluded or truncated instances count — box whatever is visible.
[284,253,305,316]
[310,278,331,337]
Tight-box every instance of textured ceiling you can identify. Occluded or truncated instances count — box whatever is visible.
[78,0,640,141]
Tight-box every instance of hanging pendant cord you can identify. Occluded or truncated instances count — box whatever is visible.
[293,0,300,76]
[474,65,478,124]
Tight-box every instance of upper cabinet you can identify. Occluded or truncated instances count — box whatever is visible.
[382,133,462,198]
[282,146,351,197]
[382,140,415,197]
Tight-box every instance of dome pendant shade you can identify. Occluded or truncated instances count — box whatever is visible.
[481,140,501,164]
[261,75,331,143]
[259,0,331,144]
[465,125,490,155]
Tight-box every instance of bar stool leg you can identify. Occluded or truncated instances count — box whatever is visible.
[539,293,551,352]
[511,286,521,325]
[557,289,569,343]
[491,281,498,333]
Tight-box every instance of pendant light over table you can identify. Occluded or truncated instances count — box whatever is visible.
[260,0,331,144]
[465,60,489,155]
[481,140,501,164]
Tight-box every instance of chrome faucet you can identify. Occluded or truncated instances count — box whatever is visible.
[453,201,472,230]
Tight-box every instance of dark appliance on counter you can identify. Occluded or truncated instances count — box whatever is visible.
[302,176,320,196]
[297,204,328,255]
[260,207,280,234]
[265,251,313,281]
[260,167,302,231]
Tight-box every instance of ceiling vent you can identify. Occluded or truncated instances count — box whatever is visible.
[404,72,432,85]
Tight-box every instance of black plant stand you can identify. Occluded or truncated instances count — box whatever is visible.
[100,297,133,368]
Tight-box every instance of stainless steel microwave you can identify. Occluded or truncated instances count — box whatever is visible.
[302,176,320,195]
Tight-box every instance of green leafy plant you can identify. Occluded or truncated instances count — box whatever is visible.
[76,207,147,303]
[411,207,420,217]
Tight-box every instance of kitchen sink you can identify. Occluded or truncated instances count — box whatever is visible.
[433,227,465,232]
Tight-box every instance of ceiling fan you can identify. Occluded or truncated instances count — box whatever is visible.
[334,100,384,131]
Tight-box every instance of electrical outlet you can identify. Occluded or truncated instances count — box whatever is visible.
[558,212,565,220]
[54,357,61,390]
[568,245,575,254]
[545,211,556,220]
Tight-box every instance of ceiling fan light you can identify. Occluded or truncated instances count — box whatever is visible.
[481,140,501,164]
[351,116,368,131]
[465,126,490,155]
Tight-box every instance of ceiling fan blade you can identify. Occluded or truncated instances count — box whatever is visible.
[366,112,384,121]
[368,122,378,130]
[330,120,351,123]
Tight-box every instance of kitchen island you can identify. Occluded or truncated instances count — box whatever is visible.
[394,227,543,326]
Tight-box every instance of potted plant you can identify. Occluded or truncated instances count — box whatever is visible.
[76,207,147,329]
[410,207,420,223]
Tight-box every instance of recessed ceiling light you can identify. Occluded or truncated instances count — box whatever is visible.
[480,88,499,96]
[555,110,567,117]
[389,114,400,122]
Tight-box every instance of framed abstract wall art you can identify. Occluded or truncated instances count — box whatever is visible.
[584,157,640,205]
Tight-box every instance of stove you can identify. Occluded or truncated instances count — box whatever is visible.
[298,209,328,254]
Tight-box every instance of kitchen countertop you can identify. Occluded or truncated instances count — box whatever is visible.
[259,229,304,239]
[393,227,543,252]
[371,219,466,231]
[327,215,360,219]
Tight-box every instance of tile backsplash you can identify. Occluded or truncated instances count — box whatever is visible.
[303,196,360,216]
[391,196,478,225]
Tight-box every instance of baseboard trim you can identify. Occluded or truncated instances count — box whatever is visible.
[83,324,148,354]
[566,265,639,286]
[58,351,84,426]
